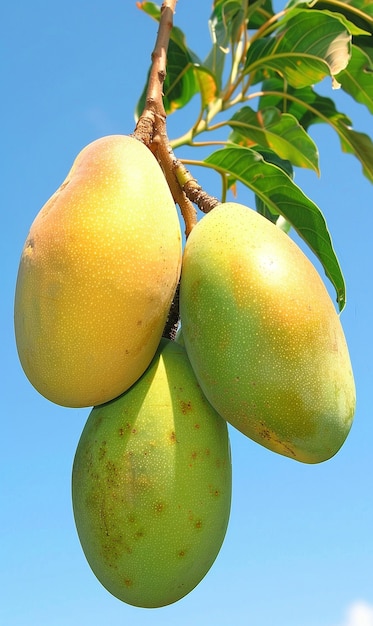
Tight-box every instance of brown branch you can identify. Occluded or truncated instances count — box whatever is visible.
[134,1,176,144]
[133,0,198,237]
[156,139,198,236]
[132,1,222,338]
[134,0,219,224]
[174,162,221,213]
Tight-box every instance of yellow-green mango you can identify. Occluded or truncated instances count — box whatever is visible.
[72,339,231,608]
[14,135,181,407]
[180,203,356,464]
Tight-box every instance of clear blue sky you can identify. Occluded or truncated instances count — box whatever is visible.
[2,2,373,625]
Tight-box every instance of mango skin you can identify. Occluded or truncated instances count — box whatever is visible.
[72,339,232,608]
[14,135,182,407]
[180,203,356,464]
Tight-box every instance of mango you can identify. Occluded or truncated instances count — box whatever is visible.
[72,339,231,608]
[14,135,181,407]
[180,203,356,464]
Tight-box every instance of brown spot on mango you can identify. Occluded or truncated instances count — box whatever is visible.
[180,400,192,414]
[72,339,232,608]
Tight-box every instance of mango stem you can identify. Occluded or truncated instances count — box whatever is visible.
[133,1,221,233]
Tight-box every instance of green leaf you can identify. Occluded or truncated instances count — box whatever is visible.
[354,35,373,65]
[245,37,329,88]
[259,78,373,182]
[287,0,373,33]
[203,43,227,93]
[163,40,199,113]
[136,1,160,20]
[194,65,219,109]
[136,3,205,115]
[205,1,243,88]
[136,38,198,117]
[338,124,373,182]
[245,9,351,88]
[253,149,294,231]
[247,0,275,30]
[260,77,352,128]
[205,145,346,309]
[337,44,373,114]
[228,106,320,172]
[254,148,294,178]
[211,0,245,44]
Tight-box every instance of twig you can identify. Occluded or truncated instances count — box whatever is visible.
[174,162,221,213]
[134,1,198,236]
[156,139,198,236]
[133,0,221,337]
[134,1,174,144]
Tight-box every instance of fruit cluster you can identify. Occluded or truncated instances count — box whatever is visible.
[14,135,355,608]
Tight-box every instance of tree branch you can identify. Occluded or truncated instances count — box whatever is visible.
[133,1,198,236]
[134,1,174,144]
[174,162,221,213]
[133,0,221,338]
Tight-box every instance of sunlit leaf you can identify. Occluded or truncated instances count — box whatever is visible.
[194,66,218,108]
[163,40,199,113]
[260,76,351,127]
[229,106,319,172]
[204,3,238,88]
[205,0,250,90]
[223,148,294,223]
[205,145,346,309]
[245,36,329,87]
[316,11,370,36]
[338,125,373,182]
[337,45,373,114]
[211,0,245,43]
[259,77,373,181]
[286,0,373,33]
[136,1,160,19]
[254,149,293,230]
[204,47,228,93]
[245,9,351,88]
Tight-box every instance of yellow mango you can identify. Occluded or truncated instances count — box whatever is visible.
[72,339,231,608]
[180,203,356,464]
[14,135,182,407]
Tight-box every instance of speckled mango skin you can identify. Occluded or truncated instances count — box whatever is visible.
[14,135,181,407]
[180,203,356,464]
[72,339,231,608]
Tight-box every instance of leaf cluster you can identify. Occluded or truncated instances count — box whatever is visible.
[137,0,373,311]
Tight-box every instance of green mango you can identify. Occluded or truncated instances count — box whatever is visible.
[72,339,231,608]
[180,203,356,464]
